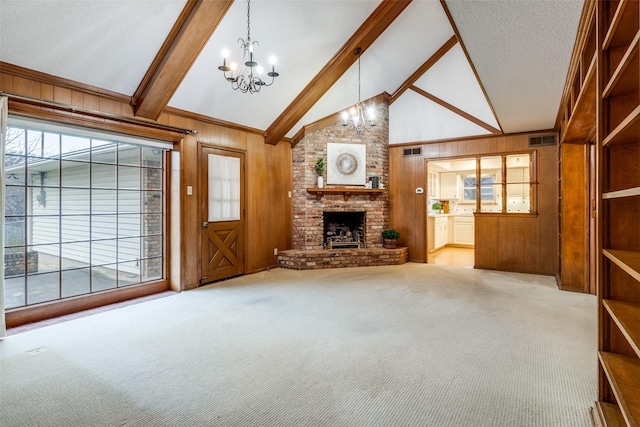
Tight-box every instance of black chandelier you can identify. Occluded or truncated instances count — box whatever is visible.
[218,0,279,94]
[341,48,376,135]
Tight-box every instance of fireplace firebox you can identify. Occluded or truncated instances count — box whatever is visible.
[323,212,366,249]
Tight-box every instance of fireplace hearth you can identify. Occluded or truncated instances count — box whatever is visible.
[323,212,365,249]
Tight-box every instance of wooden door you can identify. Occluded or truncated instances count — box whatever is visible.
[200,146,245,284]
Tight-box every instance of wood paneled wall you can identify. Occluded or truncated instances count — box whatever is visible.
[389,134,558,276]
[559,142,590,291]
[1,71,292,294]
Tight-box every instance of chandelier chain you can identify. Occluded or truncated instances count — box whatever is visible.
[246,0,251,42]
[358,54,362,104]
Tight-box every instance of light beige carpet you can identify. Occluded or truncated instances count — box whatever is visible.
[0,263,597,426]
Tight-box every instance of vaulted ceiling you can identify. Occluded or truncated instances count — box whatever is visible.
[0,0,584,145]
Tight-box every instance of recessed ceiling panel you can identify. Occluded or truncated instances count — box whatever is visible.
[414,44,500,130]
[389,90,491,144]
[0,0,187,95]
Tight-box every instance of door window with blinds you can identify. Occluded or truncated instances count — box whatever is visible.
[3,118,168,309]
[208,154,240,221]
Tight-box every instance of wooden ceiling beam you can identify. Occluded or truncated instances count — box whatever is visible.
[411,86,501,134]
[263,0,412,146]
[389,35,458,104]
[131,0,233,120]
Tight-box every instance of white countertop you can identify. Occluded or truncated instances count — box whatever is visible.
[428,213,474,218]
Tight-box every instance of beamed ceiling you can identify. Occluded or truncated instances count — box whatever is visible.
[0,0,584,145]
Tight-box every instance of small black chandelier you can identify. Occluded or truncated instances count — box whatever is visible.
[341,48,376,135]
[218,0,279,94]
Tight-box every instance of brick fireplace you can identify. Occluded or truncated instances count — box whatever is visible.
[279,96,409,269]
[291,99,389,250]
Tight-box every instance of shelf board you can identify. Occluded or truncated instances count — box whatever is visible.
[603,31,639,98]
[603,187,640,199]
[604,299,640,358]
[561,55,597,144]
[307,187,384,201]
[594,401,626,427]
[598,352,640,426]
[603,105,640,146]
[603,249,640,283]
[603,0,640,50]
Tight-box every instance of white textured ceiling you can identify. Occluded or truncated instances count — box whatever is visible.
[0,0,584,143]
[446,0,583,134]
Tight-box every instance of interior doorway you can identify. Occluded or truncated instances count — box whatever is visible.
[426,158,477,268]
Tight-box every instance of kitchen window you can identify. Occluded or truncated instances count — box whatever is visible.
[429,152,535,215]
[462,174,496,203]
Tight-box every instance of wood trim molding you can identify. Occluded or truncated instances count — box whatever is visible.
[439,0,503,133]
[410,86,501,134]
[6,281,170,328]
[162,106,293,142]
[263,0,412,146]
[389,35,458,104]
[390,128,556,147]
[132,0,233,120]
[5,94,192,142]
[0,61,130,103]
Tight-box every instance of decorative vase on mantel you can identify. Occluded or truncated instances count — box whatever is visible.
[315,157,325,189]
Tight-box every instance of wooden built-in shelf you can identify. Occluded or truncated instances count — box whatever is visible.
[561,54,597,143]
[603,186,640,199]
[604,299,640,357]
[602,31,639,98]
[602,0,640,50]
[307,187,384,201]
[603,249,640,283]
[598,352,640,426]
[594,401,626,426]
[603,105,640,146]
[597,1,640,423]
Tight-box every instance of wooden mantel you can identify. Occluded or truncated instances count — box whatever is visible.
[307,187,384,201]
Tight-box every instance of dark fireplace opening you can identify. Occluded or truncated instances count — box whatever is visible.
[323,211,366,249]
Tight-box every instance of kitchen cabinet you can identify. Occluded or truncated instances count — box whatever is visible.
[506,167,529,197]
[440,172,458,199]
[453,216,474,246]
[434,217,448,249]
[428,216,449,253]
[428,171,439,198]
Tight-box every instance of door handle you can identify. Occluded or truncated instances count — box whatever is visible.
[203,221,209,228]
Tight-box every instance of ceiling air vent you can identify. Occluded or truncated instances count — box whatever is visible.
[403,147,422,156]
[529,133,557,147]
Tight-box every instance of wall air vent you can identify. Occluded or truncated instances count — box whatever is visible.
[403,147,422,156]
[529,133,557,147]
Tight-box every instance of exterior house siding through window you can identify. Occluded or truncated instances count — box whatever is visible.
[3,121,167,309]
